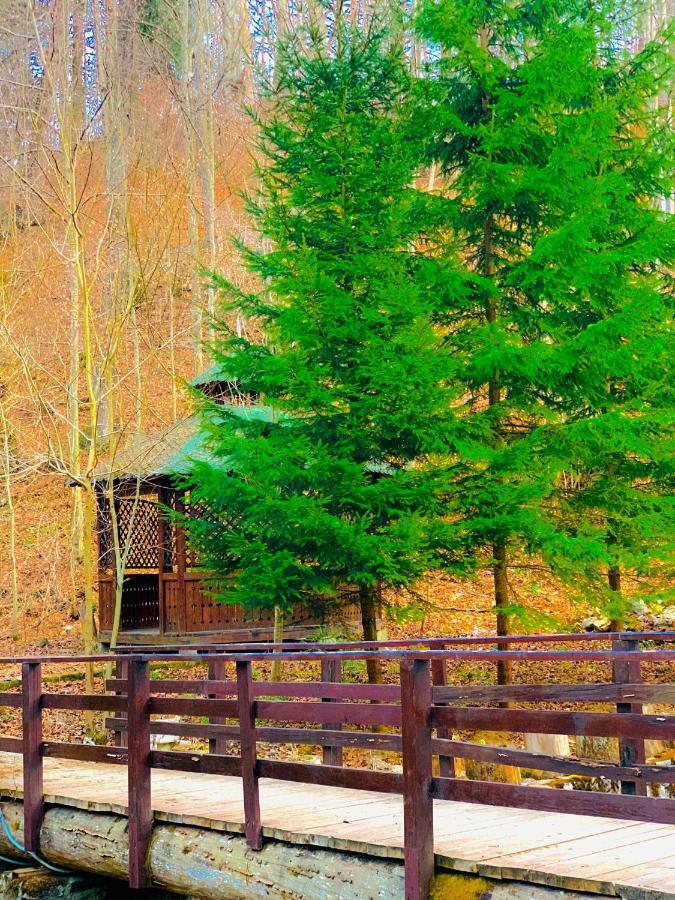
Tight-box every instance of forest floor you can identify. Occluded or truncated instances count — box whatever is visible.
[0,556,584,661]
[2,567,674,755]
[0,564,587,745]
[2,506,673,753]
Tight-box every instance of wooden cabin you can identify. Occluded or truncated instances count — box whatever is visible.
[92,366,358,646]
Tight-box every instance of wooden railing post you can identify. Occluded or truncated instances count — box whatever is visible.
[612,637,647,796]
[321,657,343,767]
[22,661,43,854]
[157,487,167,636]
[430,646,455,777]
[400,657,434,900]
[114,657,129,749]
[173,492,188,634]
[236,659,262,850]
[127,659,152,889]
[208,658,227,755]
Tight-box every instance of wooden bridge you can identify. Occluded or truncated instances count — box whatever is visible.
[0,632,674,899]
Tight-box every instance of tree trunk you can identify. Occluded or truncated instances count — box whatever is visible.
[181,0,205,371]
[608,565,623,632]
[169,288,178,419]
[0,400,19,640]
[271,605,284,682]
[60,3,85,622]
[81,487,98,678]
[493,539,512,686]
[359,584,383,684]
[477,27,512,687]
[194,0,217,342]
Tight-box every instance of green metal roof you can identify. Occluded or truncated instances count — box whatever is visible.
[188,362,237,388]
[92,403,394,483]
[92,405,277,483]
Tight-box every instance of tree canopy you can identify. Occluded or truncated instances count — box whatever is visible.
[181,0,673,664]
[417,0,674,652]
[181,22,459,668]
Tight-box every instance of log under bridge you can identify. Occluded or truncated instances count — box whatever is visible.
[0,632,674,899]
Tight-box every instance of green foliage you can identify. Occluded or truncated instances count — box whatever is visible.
[138,0,182,67]
[181,22,459,614]
[138,0,163,37]
[417,0,674,618]
[386,600,428,626]
[182,1,672,629]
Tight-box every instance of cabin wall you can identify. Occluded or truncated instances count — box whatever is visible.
[161,573,323,633]
[99,569,359,640]
[96,481,361,642]
[98,577,114,633]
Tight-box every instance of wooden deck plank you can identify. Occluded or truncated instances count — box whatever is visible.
[434,816,640,862]
[586,833,675,877]
[0,752,674,897]
[610,865,675,893]
[481,822,673,879]
[261,798,399,828]
[490,820,670,861]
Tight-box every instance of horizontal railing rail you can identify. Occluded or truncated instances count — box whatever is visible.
[0,633,673,899]
[4,647,675,666]
[113,630,675,653]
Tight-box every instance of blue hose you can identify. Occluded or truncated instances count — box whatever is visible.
[0,808,26,855]
[0,805,70,874]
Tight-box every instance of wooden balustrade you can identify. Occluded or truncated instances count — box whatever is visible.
[0,632,674,898]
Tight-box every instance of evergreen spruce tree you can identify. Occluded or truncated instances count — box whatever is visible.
[417,0,673,667]
[182,21,456,678]
[543,8,674,625]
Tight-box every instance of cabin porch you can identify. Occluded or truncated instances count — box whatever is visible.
[95,480,357,646]
[97,570,333,646]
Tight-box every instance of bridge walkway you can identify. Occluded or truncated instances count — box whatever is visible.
[0,753,673,898]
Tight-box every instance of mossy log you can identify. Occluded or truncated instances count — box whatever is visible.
[0,802,405,899]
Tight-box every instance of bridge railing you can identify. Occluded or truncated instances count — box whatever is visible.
[0,632,674,899]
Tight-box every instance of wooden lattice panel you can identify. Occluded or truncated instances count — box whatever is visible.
[118,499,160,570]
[98,496,162,572]
[186,496,215,569]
